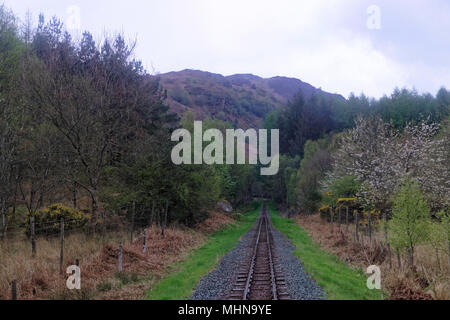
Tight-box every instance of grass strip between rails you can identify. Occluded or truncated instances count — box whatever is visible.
[268,203,384,300]
[146,205,260,300]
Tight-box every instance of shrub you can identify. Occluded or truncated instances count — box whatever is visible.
[232,212,244,222]
[429,209,450,259]
[26,204,90,236]
[388,178,431,267]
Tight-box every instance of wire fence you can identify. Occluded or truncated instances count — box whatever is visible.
[319,205,448,270]
[0,213,155,239]
[320,205,396,268]
[1,208,164,300]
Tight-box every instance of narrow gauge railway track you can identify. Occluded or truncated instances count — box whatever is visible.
[226,204,290,300]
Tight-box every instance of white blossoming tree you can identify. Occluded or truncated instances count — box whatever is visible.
[323,115,449,211]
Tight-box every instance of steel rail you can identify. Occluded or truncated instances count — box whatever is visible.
[242,205,279,300]
[243,215,263,300]
[264,210,278,300]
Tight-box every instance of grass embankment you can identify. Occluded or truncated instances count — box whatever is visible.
[268,204,384,300]
[146,205,260,300]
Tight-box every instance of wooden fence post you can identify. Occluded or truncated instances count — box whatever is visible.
[346,206,349,232]
[130,202,135,243]
[383,211,392,267]
[330,208,334,232]
[387,244,392,268]
[143,229,147,253]
[31,216,36,257]
[11,280,17,300]
[163,200,169,239]
[118,243,123,273]
[338,206,341,231]
[160,203,167,240]
[1,210,5,240]
[60,217,64,274]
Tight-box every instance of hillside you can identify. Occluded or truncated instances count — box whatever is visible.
[158,69,344,128]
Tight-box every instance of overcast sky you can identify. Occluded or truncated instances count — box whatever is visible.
[4,0,450,98]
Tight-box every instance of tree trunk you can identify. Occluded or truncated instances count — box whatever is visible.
[435,248,441,271]
[388,244,392,268]
[37,192,43,210]
[1,204,6,240]
[164,200,169,229]
[90,188,99,236]
[161,201,169,240]
[148,200,155,227]
[160,207,164,240]
[130,202,135,243]
[355,210,359,242]
[408,247,414,269]
[12,178,18,217]
[72,183,78,209]
[383,211,388,243]
[102,210,106,238]
[31,215,36,257]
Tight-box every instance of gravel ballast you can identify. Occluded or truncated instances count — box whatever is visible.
[270,227,326,300]
[191,219,326,300]
[191,223,257,300]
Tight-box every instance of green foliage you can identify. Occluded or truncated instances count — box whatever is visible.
[231,212,244,222]
[296,138,333,214]
[331,93,371,130]
[263,155,300,207]
[322,176,361,207]
[115,272,141,285]
[0,5,23,91]
[375,88,449,128]
[278,92,336,157]
[102,112,255,227]
[429,209,450,256]
[388,178,431,256]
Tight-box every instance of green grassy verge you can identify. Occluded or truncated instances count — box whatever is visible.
[268,204,384,300]
[146,205,260,300]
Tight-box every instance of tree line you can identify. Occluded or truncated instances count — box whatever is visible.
[262,77,449,267]
[0,6,256,238]
[263,83,449,214]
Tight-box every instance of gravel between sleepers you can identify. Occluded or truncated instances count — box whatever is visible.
[190,219,326,300]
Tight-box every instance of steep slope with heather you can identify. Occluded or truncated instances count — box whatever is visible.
[158,69,344,128]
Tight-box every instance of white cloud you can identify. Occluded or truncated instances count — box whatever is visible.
[4,0,450,98]
[278,36,410,98]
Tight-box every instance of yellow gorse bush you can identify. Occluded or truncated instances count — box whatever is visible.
[26,204,90,236]
[319,205,331,212]
[337,197,357,204]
